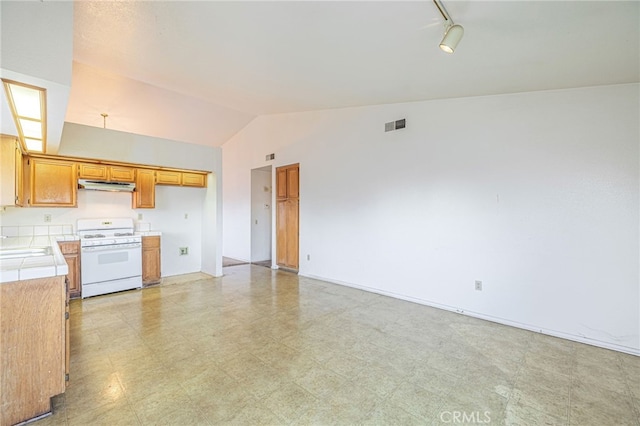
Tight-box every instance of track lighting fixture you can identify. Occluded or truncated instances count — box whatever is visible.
[433,0,464,54]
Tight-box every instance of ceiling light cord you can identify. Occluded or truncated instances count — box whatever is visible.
[432,0,464,54]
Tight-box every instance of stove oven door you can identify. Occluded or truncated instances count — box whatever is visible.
[81,243,142,296]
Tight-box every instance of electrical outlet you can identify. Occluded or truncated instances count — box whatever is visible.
[179,247,189,256]
[138,213,143,220]
[475,280,482,291]
[184,213,188,219]
[307,254,310,261]
[44,214,52,223]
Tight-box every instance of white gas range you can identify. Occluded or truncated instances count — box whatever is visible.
[77,218,142,298]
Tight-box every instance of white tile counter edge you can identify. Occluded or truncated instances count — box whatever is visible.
[0,235,79,283]
[136,231,162,236]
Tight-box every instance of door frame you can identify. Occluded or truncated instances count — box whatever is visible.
[250,165,272,264]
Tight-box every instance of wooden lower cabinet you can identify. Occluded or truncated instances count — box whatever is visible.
[58,241,81,298]
[0,276,66,426]
[142,236,161,286]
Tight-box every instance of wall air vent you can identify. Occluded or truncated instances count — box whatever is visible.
[385,119,406,132]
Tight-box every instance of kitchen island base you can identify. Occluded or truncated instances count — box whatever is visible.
[0,276,66,426]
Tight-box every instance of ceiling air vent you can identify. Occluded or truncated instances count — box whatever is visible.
[385,119,406,132]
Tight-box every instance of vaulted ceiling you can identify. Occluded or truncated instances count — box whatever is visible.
[8,1,640,149]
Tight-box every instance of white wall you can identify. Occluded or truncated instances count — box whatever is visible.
[1,1,73,153]
[222,83,640,354]
[0,1,73,86]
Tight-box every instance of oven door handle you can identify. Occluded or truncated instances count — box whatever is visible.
[81,243,142,252]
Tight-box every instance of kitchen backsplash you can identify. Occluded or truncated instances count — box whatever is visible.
[136,222,151,232]
[1,224,75,237]
[1,222,155,237]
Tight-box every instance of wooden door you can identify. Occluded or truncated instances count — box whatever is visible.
[276,164,299,270]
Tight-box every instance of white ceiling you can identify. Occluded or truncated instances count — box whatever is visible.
[67,1,639,147]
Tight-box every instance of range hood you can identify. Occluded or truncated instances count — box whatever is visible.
[78,179,136,192]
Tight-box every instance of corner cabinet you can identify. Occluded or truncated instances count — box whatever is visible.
[58,241,81,299]
[142,236,161,286]
[27,157,77,207]
[132,169,155,209]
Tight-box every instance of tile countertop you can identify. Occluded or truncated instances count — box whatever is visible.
[0,235,79,284]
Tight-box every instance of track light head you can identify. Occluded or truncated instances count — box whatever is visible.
[440,23,464,53]
[433,0,464,54]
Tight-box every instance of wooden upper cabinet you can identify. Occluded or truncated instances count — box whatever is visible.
[276,164,299,200]
[276,168,288,199]
[156,170,181,185]
[132,169,155,209]
[29,158,77,207]
[78,163,135,182]
[0,135,24,207]
[15,154,206,209]
[182,172,206,187]
[108,166,135,182]
[78,163,107,180]
[287,167,299,198]
[15,141,23,206]
[156,170,207,187]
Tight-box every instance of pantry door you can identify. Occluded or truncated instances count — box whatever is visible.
[276,163,299,270]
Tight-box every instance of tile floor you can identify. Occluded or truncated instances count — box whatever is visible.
[38,265,639,425]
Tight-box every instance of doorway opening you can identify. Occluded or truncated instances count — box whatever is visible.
[251,166,272,268]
